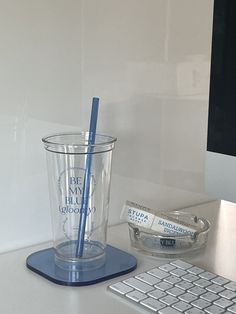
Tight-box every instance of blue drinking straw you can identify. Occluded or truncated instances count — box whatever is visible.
[76,97,99,257]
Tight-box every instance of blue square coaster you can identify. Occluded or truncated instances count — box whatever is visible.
[26,245,137,286]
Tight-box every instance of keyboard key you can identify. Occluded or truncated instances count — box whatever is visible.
[199,271,216,280]
[148,268,169,279]
[170,260,192,270]
[166,287,184,297]
[182,273,199,282]
[126,290,147,302]
[214,297,233,308]
[164,275,182,285]
[225,282,236,292]
[159,295,179,306]
[140,297,166,311]
[123,278,154,293]
[159,307,182,314]
[155,281,173,291]
[159,263,176,272]
[206,284,225,294]
[109,282,133,295]
[135,272,161,285]
[219,289,236,299]
[170,268,187,277]
[179,292,197,303]
[188,266,204,275]
[148,289,166,299]
[228,304,236,313]
[205,304,225,314]
[200,291,219,302]
[176,280,194,290]
[194,278,211,288]
[172,300,192,311]
[185,308,205,314]
[191,299,211,309]
[188,286,206,296]
[212,276,230,286]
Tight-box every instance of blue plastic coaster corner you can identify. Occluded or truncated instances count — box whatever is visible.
[26,245,137,286]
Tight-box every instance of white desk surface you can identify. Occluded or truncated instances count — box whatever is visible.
[1,200,236,314]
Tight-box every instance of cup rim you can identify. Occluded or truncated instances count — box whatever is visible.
[42,131,117,148]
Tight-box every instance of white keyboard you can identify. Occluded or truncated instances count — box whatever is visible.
[108,259,236,314]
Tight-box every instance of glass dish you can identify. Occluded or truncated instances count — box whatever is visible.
[128,211,210,258]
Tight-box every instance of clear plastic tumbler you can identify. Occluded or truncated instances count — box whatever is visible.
[42,132,116,271]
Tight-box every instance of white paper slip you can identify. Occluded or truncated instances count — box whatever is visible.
[121,200,198,236]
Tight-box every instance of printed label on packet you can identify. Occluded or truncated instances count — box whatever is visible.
[152,217,195,237]
[120,204,155,228]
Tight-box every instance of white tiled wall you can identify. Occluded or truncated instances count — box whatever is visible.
[0,0,214,252]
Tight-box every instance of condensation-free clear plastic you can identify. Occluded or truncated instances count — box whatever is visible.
[42,132,116,270]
